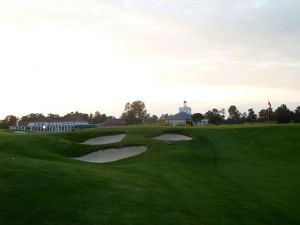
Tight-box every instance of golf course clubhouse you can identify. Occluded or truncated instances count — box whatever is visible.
[167,101,209,126]
[167,101,192,126]
[167,111,192,126]
[11,116,93,132]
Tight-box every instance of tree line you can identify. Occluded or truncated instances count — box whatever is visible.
[119,101,300,125]
[1,101,300,128]
[0,111,112,129]
[194,104,300,125]
[0,101,163,129]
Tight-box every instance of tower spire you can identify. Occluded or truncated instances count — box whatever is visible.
[179,100,192,115]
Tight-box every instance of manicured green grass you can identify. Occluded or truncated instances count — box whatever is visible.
[0,125,299,225]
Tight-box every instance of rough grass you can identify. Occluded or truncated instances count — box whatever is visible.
[0,124,299,225]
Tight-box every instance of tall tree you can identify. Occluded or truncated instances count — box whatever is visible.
[47,113,60,119]
[247,108,257,122]
[158,114,169,123]
[21,113,45,121]
[204,109,224,125]
[121,101,149,124]
[92,111,107,124]
[274,104,293,123]
[294,106,300,123]
[92,111,102,124]
[192,113,204,124]
[0,115,18,128]
[258,108,273,121]
[64,111,89,121]
[145,115,159,124]
[228,105,241,123]
[240,112,247,123]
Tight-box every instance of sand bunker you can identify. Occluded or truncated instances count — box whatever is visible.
[14,131,27,134]
[154,134,192,141]
[81,134,126,145]
[73,146,147,163]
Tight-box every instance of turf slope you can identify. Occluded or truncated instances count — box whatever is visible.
[0,125,299,225]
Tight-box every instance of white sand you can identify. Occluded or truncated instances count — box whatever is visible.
[14,131,27,134]
[73,146,147,163]
[81,134,126,145]
[154,134,192,141]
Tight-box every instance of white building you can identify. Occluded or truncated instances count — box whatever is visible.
[194,119,209,126]
[179,101,192,115]
[11,116,89,132]
[11,120,29,131]
[200,119,209,125]
[167,101,192,126]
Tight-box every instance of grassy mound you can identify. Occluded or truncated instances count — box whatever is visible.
[0,125,299,225]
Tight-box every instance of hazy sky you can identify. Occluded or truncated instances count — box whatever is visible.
[0,0,299,118]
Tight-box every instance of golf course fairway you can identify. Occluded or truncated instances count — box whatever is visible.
[0,125,299,225]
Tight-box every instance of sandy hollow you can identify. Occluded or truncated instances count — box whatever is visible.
[14,131,27,134]
[81,134,126,145]
[73,146,147,163]
[153,134,192,141]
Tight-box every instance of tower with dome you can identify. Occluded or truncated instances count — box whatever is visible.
[179,101,192,115]
[167,101,192,126]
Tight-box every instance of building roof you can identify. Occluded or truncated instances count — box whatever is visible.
[62,115,88,123]
[167,112,192,121]
[18,121,30,126]
[100,118,125,126]
[22,116,89,124]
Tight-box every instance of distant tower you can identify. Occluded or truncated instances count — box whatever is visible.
[179,100,192,115]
